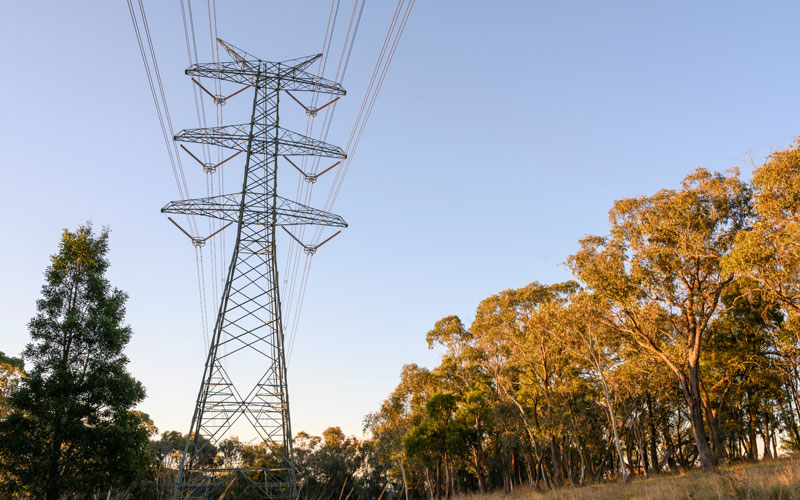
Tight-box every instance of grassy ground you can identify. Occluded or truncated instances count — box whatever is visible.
[456,459,800,500]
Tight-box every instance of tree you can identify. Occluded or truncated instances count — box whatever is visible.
[726,140,800,448]
[143,431,182,500]
[727,139,800,316]
[367,363,446,499]
[426,316,493,494]
[404,393,466,500]
[558,292,629,482]
[568,168,752,470]
[0,224,151,499]
[472,281,584,487]
[292,427,375,500]
[0,351,24,418]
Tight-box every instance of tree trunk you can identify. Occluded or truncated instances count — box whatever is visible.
[550,435,562,487]
[646,392,660,474]
[661,412,678,471]
[400,459,409,500]
[540,458,553,490]
[700,385,725,463]
[747,405,758,462]
[502,455,510,493]
[576,437,587,486]
[762,415,773,460]
[771,414,779,458]
[425,466,434,500]
[45,433,62,500]
[471,444,486,494]
[625,427,634,475]
[564,438,575,487]
[512,451,518,491]
[435,459,441,500]
[783,383,800,450]
[451,461,457,498]
[600,373,628,483]
[525,457,535,488]
[683,362,716,470]
[444,457,451,499]
[638,425,650,477]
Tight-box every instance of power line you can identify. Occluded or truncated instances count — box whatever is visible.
[178,0,233,362]
[325,0,415,216]
[135,0,199,235]
[283,0,365,357]
[127,0,194,229]
[281,0,345,332]
[286,0,414,362]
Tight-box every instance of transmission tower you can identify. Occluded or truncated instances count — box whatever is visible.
[162,39,347,499]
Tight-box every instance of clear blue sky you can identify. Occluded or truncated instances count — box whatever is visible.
[1,1,799,439]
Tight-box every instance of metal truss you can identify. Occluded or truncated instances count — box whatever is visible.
[174,123,346,157]
[165,39,347,499]
[162,193,348,227]
[185,40,344,94]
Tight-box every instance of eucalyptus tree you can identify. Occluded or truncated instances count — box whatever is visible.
[726,140,800,439]
[568,168,752,470]
[471,281,582,486]
[727,140,800,316]
[426,316,493,494]
[558,292,629,481]
[367,363,442,498]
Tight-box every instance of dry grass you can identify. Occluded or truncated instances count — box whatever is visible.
[455,459,800,500]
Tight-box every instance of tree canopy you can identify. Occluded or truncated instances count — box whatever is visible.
[0,224,152,500]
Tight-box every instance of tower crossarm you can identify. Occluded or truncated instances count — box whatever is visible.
[201,38,345,94]
[218,38,320,73]
[162,193,240,223]
[162,193,348,228]
[174,124,346,158]
[184,61,258,86]
[186,62,346,95]
[274,196,348,227]
[273,127,346,157]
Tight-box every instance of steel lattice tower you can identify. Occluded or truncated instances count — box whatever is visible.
[162,39,347,499]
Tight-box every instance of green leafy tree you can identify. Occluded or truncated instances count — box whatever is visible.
[367,363,443,499]
[0,224,150,499]
[427,316,493,494]
[404,393,466,500]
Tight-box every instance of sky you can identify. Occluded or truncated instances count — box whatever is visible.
[1,0,799,440]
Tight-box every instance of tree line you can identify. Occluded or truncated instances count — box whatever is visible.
[1,139,800,498]
[364,141,800,498]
